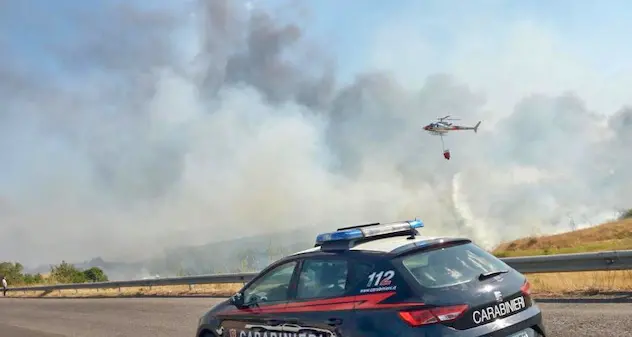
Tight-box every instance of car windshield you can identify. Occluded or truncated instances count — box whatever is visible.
[400,242,511,288]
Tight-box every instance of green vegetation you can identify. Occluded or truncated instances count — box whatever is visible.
[0,260,108,286]
[493,217,632,257]
[619,208,632,220]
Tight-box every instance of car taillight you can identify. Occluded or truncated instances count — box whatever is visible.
[520,279,532,296]
[398,304,469,326]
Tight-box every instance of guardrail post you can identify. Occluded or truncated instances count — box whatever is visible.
[605,253,617,267]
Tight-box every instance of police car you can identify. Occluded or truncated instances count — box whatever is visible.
[196,220,546,337]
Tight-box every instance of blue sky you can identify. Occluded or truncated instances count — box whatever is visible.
[247,0,632,98]
[4,0,632,83]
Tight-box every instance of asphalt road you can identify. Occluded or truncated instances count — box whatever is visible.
[1,297,631,337]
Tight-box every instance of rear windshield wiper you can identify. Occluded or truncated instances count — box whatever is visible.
[478,270,509,281]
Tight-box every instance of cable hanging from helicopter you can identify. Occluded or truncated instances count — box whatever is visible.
[422,115,481,160]
[440,133,450,160]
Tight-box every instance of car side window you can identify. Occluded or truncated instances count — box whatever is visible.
[242,261,297,305]
[351,262,374,288]
[296,259,349,300]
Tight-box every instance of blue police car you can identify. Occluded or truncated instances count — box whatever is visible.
[196,220,546,337]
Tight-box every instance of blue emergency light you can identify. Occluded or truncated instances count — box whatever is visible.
[315,219,424,246]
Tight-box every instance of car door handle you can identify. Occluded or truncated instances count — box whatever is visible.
[265,319,283,326]
[326,318,343,326]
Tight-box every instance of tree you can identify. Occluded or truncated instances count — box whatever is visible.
[50,261,86,284]
[82,267,108,283]
[236,248,259,272]
[0,260,110,285]
[620,208,632,220]
[22,273,44,285]
[0,262,24,284]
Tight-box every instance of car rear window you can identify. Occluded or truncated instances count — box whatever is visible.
[400,242,511,288]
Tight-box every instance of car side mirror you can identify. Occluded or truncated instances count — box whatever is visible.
[229,292,245,308]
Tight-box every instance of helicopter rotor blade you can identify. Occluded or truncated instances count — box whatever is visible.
[437,115,461,122]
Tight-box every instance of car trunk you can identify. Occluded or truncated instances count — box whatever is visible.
[435,270,533,330]
[396,241,534,330]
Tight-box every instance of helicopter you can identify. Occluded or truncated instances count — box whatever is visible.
[423,115,481,160]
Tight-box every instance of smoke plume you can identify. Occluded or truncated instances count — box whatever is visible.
[1,0,630,267]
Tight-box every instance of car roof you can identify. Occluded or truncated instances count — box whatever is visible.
[289,234,466,256]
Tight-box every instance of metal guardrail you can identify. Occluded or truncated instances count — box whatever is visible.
[6,250,632,293]
[500,249,632,273]
[6,272,258,293]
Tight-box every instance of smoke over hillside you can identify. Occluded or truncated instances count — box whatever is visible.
[1,0,630,267]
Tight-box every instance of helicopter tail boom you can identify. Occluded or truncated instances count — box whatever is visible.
[452,121,481,132]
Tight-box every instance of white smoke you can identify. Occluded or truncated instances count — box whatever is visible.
[1,0,631,268]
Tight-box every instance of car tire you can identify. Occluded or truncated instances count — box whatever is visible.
[200,331,216,337]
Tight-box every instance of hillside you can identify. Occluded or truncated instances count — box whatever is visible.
[24,224,320,280]
[493,218,632,257]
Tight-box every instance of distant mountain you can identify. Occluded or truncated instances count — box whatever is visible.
[141,224,320,277]
[25,224,322,281]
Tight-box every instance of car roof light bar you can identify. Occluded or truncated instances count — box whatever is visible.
[314,219,424,247]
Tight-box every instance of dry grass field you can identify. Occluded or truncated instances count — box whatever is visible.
[495,217,632,296]
[6,218,631,298]
[525,270,632,296]
[492,218,632,257]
